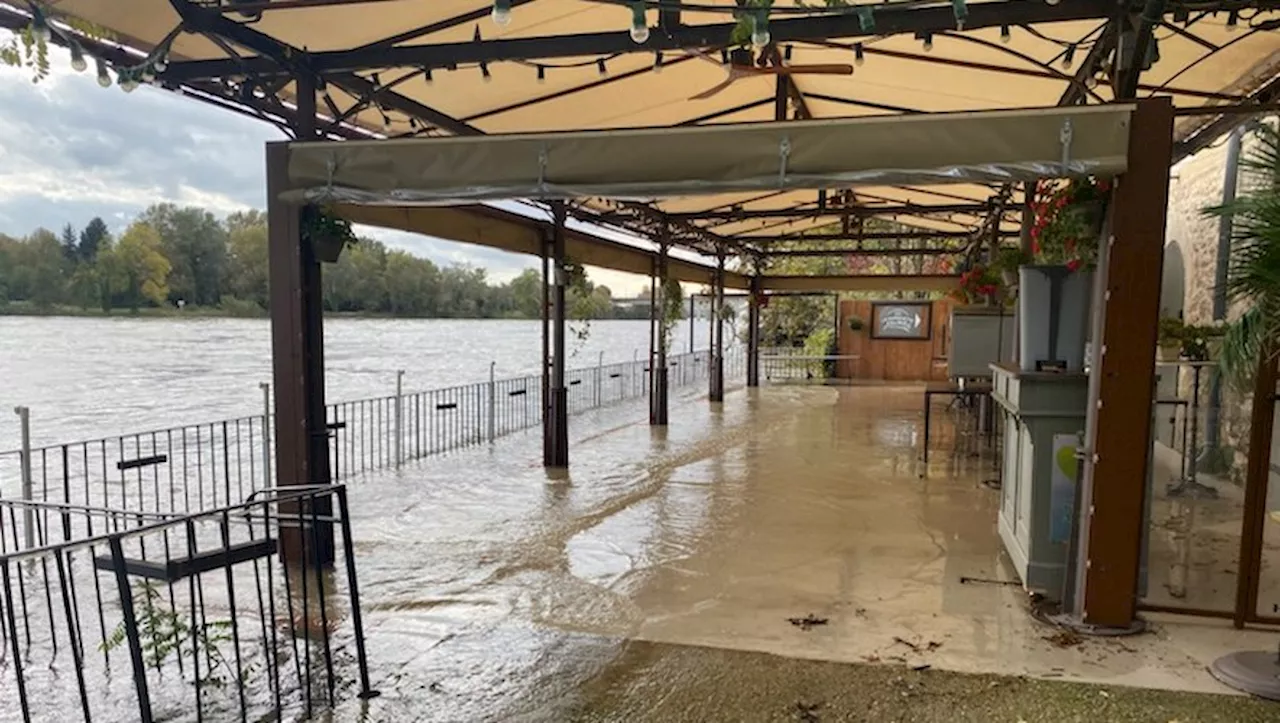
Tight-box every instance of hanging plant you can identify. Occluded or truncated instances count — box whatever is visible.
[847,315,865,332]
[301,203,358,263]
[564,257,594,354]
[949,263,1004,306]
[1030,177,1111,271]
[660,276,685,354]
[990,246,1032,288]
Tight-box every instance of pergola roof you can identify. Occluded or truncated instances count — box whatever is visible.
[9,0,1280,260]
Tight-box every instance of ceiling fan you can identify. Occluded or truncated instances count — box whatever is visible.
[689,47,853,101]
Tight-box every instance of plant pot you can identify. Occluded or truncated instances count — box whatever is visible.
[1157,344,1180,362]
[309,232,348,263]
[1018,265,1094,372]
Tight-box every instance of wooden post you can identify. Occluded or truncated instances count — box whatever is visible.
[710,254,726,402]
[1075,97,1173,627]
[547,202,569,468]
[651,230,670,425]
[1235,350,1277,626]
[747,276,761,388]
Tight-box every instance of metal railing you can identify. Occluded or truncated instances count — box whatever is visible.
[3,347,746,513]
[759,347,857,382]
[0,484,375,723]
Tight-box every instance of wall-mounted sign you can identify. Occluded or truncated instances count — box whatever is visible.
[871,302,932,340]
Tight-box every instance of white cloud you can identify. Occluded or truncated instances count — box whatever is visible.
[0,31,657,295]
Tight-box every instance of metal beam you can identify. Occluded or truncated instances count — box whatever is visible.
[1116,1,1166,100]
[1175,74,1280,163]
[752,230,1012,241]
[760,274,959,293]
[668,203,995,222]
[170,1,481,135]
[1058,20,1117,106]
[762,247,968,258]
[162,0,1120,80]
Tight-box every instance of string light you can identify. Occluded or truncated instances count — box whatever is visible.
[423,67,434,84]
[917,32,933,52]
[69,42,87,72]
[1062,43,1076,69]
[154,53,168,73]
[630,1,649,44]
[720,48,730,64]
[951,0,967,30]
[653,51,664,73]
[480,61,492,81]
[853,42,864,66]
[784,44,793,62]
[141,65,155,82]
[1226,9,1239,32]
[596,58,607,76]
[119,70,138,93]
[750,10,770,48]
[1045,0,1061,6]
[1000,24,1011,43]
[30,8,51,43]
[95,57,111,88]
[536,65,546,83]
[1085,73,1099,89]
[491,0,512,26]
[381,109,392,132]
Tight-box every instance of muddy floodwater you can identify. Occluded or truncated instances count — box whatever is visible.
[0,316,717,448]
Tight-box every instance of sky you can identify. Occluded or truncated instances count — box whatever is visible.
[0,34,652,294]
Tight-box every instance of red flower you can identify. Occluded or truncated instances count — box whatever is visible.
[1096,179,1111,193]
[1066,259,1082,272]
[1032,239,1041,255]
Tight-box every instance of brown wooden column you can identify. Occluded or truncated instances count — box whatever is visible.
[710,253,726,402]
[543,202,569,468]
[1235,351,1278,626]
[1076,97,1173,627]
[747,275,761,388]
[651,230,670,426]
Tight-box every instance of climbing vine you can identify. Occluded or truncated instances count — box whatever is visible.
[100,580,241,687]
[660,276,685,354]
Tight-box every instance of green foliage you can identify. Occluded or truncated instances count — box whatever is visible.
[100,580,236,685]
[1,24,50,82]
[1157,316,1186,348]
[1030,177,1110,271]
[1179,323,1225,362]
[847,315,864,331]
[802,326,837,378]
[660,276,685,353]
[1205,123,1280,389]
[0,205,633,318]
[990,246,1030,276]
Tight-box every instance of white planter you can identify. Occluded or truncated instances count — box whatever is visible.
[1018,266,1094,372]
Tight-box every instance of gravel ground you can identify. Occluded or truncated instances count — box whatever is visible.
[560,640,1280,723]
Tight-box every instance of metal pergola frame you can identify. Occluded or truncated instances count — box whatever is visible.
[8,0,1280,636]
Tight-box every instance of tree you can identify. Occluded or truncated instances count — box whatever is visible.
[104,221,171,311]
[140,204,227,306]
[60,224,79,266]
[78,217,110,263]
[509,268,543,318]
[223,212,269,310]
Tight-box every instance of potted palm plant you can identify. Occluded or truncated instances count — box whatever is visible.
[1202,122,1280,700]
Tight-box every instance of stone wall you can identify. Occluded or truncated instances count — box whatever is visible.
[1163,133,1252,484]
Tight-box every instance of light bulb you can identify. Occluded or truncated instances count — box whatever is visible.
[922,35,933,52]
[653,51,663,74]
[536,65,546,83]
[1062,44,1076,70]
[1000,25,1011,43]
[630,3,649,44]
[70,44,87,72]
[96,58,111,88]
[120,74,138,93]
[853,43,865,67]
[491,0,511,26]
[1085,74,1099,89]
[750,14,770,48]
[154,54,168,73]
[1226,10,1239,32]
[33,18,51,43]
[141,66,155,82]
[1045,0,1060,5]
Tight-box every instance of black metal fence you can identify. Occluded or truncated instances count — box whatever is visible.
[0,484,375,723]
[2,347,746,511]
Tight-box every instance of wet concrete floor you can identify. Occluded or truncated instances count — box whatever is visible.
[331,385,1280,721]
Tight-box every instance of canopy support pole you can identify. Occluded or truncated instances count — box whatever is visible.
[1075,96,1173,628]
[710,253,726,403]
[651,227,670,426]
[545,202,570,468]
[266,74,333,566]
[747,276,761,388]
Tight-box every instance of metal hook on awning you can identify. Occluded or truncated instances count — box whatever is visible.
[321,153,338,201]
[1059,118,1074,175]
[778,136,792,187]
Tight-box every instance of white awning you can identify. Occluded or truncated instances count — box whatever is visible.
[283,104,1135,204]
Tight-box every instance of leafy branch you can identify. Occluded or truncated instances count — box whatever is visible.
[101,580,238,686]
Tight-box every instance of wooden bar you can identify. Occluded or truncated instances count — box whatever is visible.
[1077,97,1173,627]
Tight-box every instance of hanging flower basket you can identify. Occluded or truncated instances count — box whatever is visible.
[302,204,358,263]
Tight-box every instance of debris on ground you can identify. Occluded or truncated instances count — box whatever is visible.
[959,576,1021,587]
[1044,630,1085,648]
[795,700,823,722]
[788,614,830,630]
[893,636,943,653]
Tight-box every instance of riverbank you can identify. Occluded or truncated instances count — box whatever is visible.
[0,300,551,321]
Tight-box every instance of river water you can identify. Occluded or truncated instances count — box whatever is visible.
[0,316,720,449]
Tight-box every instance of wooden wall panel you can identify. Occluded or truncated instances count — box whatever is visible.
[837,299,952,381]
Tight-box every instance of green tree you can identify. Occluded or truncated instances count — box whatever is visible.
[223,211,269,310]
[140,204,227,306]
[509,268,543,318]
[384,250,439,315]
[78,217,110,264]
[60,223,79,266]
[104,221,171,311]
